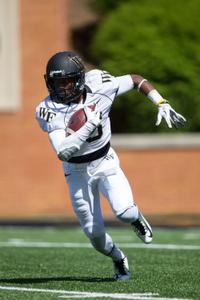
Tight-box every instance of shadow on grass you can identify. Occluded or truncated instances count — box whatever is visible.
[0,276,115,284]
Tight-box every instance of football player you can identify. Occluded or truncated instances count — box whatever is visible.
[35,51,186,280]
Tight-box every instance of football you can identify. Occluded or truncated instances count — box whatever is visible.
[66,104,95,136]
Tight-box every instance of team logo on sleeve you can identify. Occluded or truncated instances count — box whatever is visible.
[39,107,56,122]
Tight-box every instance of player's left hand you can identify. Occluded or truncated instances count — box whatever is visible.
[84,105,102,127]
[156,102,186,128]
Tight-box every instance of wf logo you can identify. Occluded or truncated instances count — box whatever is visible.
[39,107,56,122]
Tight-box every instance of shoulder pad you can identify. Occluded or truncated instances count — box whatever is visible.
[35,96,64,133]
[85,69,119,95]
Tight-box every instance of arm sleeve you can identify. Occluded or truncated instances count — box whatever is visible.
[48,129,66,153]
[115,75,134,96]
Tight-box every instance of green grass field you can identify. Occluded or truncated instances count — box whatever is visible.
[0,226,200,300]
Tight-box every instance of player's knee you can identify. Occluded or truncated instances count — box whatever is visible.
[83,222,105,239]
[72,198,89,218]
[83,225,114,256]
[116,204,139,223]
[90,233,113,256]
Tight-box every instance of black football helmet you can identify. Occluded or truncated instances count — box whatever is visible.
[44,51,85,104]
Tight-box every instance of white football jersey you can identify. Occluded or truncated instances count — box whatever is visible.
[35,69,133,158]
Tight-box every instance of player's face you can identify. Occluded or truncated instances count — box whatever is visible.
[53,78,75,97]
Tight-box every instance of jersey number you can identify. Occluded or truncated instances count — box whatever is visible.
[86,125,103,143]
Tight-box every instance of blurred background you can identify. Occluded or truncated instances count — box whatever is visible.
[0,0,200,226]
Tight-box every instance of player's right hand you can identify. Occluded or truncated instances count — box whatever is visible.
[84,105,102,127]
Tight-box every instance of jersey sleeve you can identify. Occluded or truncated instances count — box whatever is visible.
[85,69,119,97]
[35,102,65,133]
[115,75,134,95]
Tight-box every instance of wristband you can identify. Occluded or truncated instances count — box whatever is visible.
[147,89,164,105]
[156,99,168,106]
[137,79,147,91]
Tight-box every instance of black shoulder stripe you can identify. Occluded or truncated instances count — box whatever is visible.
[102,79,112,83]
[102,75,111,79]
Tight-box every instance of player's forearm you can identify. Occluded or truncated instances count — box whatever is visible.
[56,121,97,161]
[131,74,166,105]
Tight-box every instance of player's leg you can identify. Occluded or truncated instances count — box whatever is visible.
[99,160,153,244]
[66,172,130,280]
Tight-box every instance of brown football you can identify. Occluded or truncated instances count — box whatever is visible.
[66,104,95,136]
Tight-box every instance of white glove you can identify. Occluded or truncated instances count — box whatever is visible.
[84,105,102,128]
[156,102,186,128]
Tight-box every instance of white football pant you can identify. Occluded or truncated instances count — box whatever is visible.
[63,147,139,258]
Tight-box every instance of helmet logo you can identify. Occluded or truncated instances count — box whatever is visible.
[49,70,65,77]
[70,57,84,69]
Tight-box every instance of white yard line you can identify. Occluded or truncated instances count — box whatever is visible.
[0,240,199,250]
[117,243,200,250]
[183,232,200,240]
[0,286,192,300]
